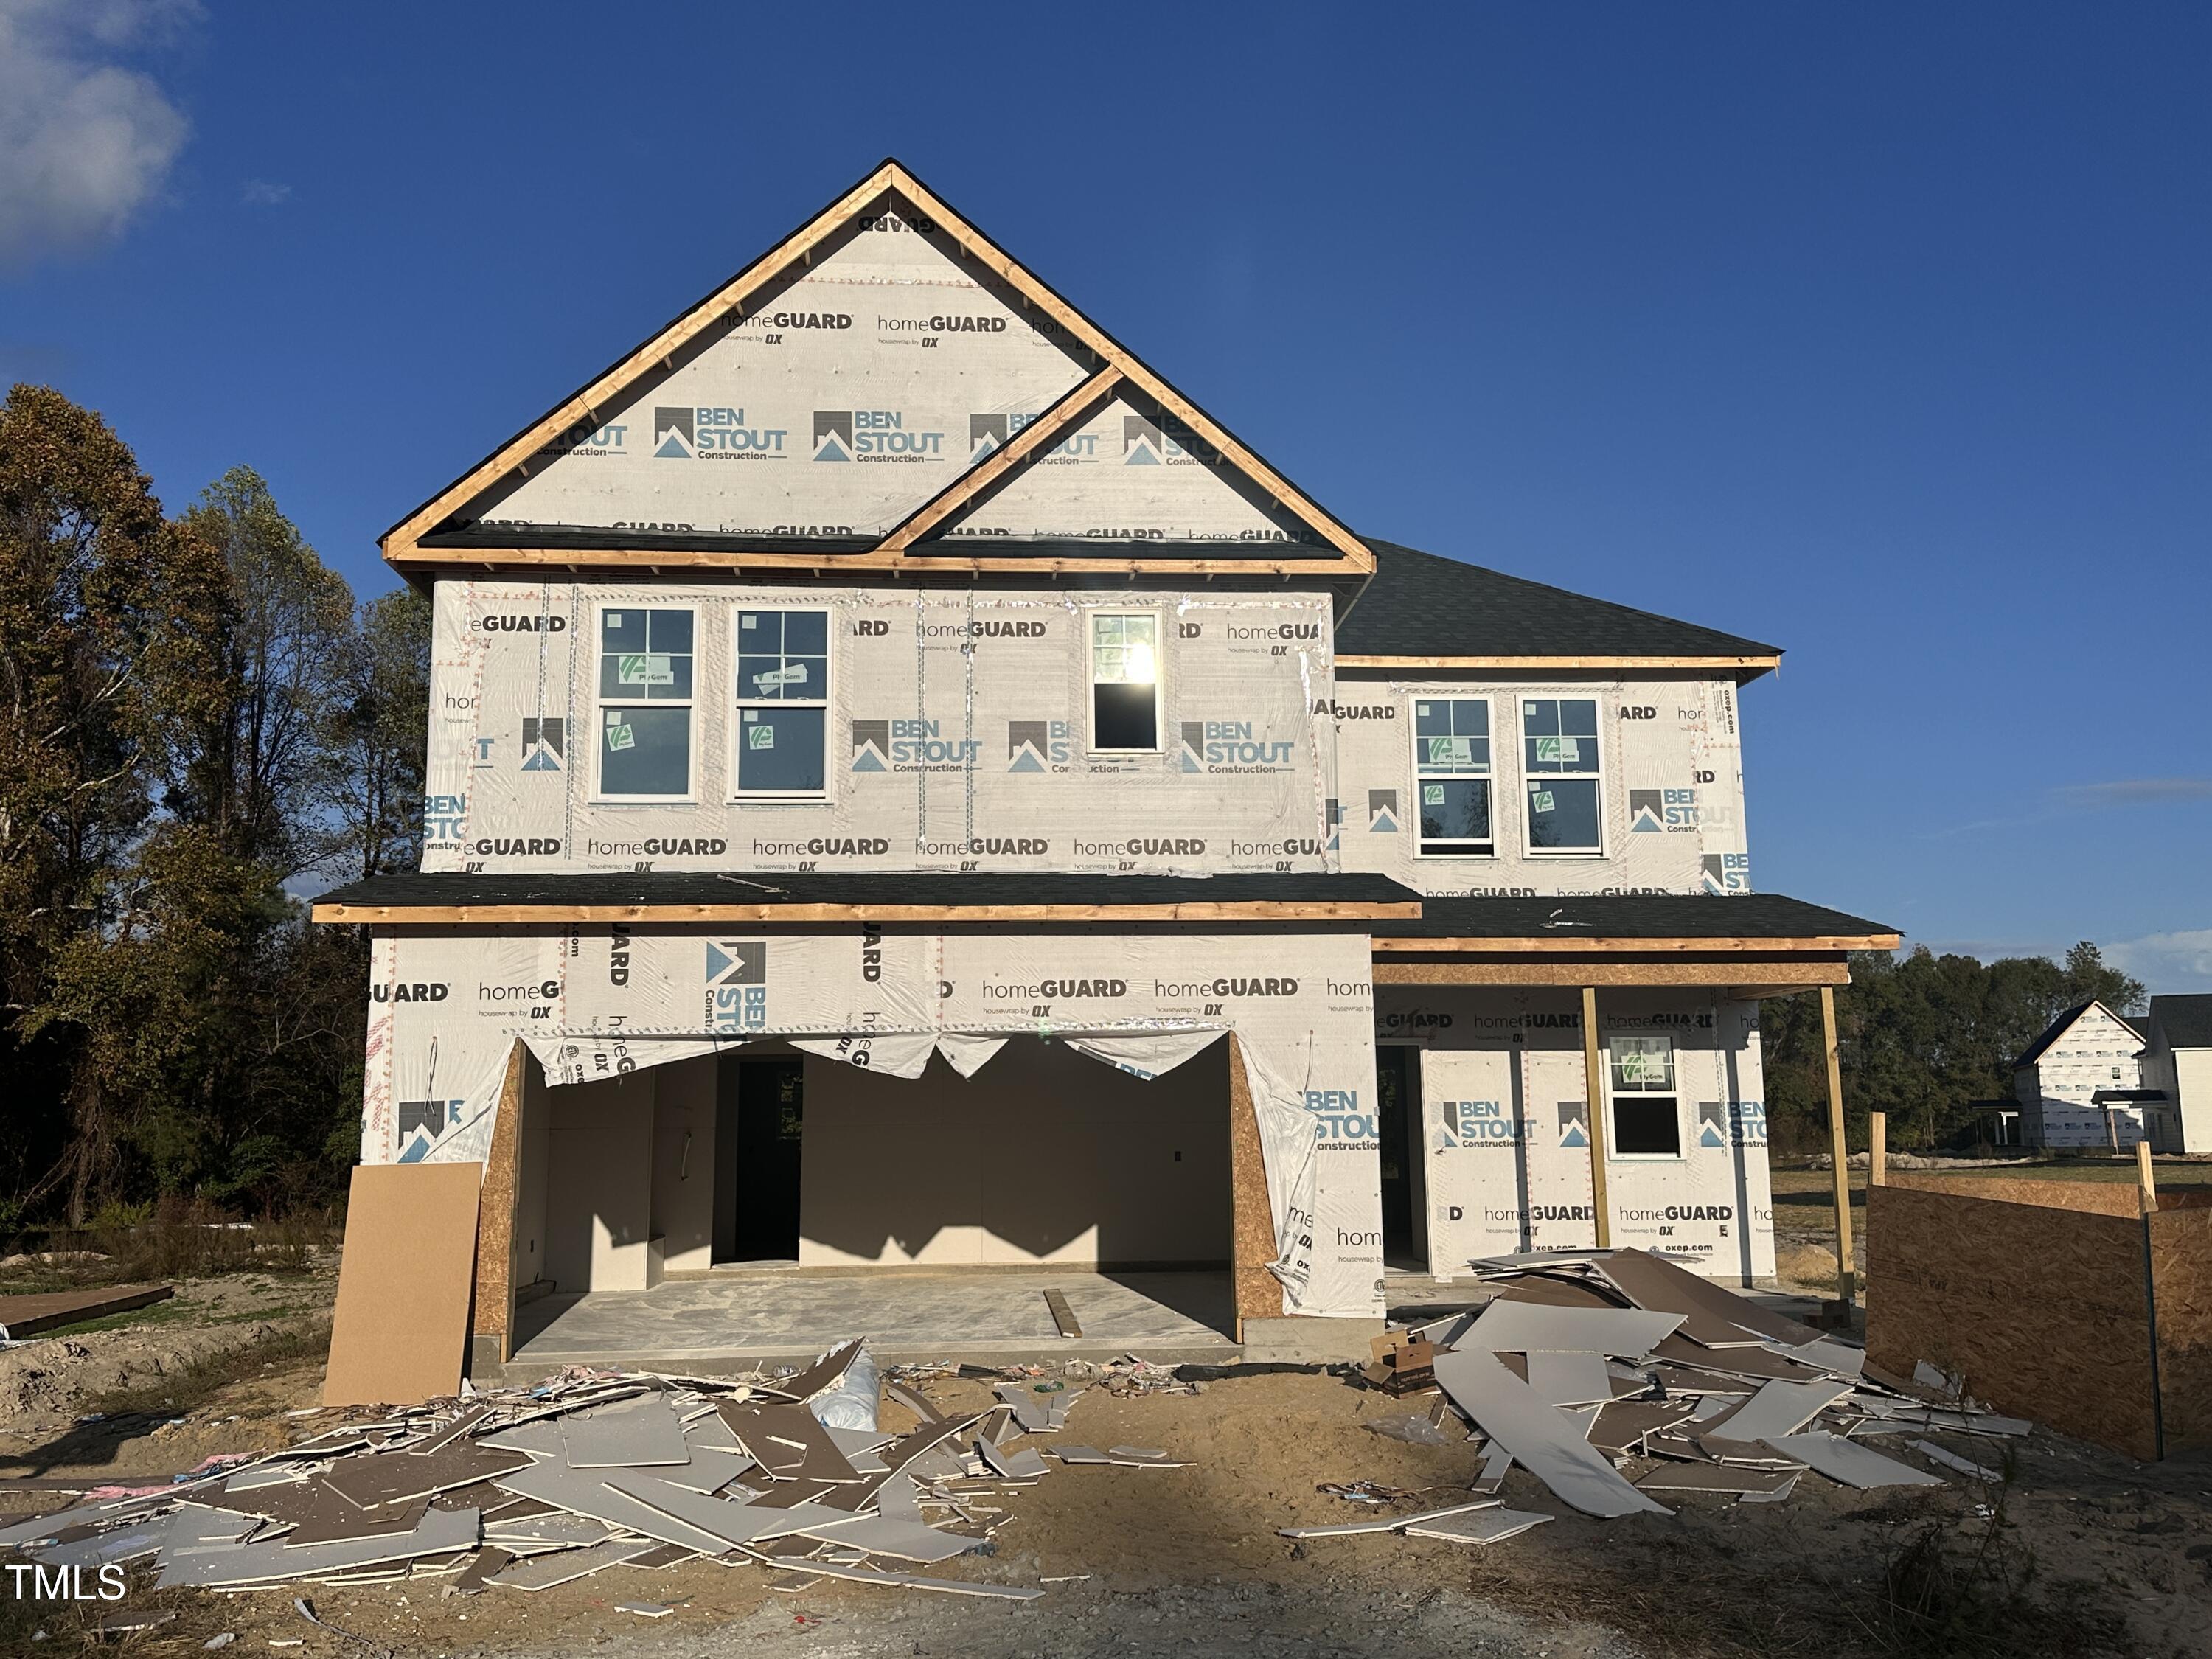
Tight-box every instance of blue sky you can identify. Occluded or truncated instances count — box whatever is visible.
[4,3,2207,991]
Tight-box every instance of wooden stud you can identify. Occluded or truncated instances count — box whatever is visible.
[1336,653,1782,674]
[1820,986,1857,1305]
[2138,1138,2157,1213]
[1869,1111,1887,1188]
[1581,986,1611,1249]
[313,898,1422,926]
[873,365,1122,554]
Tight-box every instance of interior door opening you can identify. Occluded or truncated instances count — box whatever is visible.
[714,1056,804,1263]
[1376,1045,1425,1270]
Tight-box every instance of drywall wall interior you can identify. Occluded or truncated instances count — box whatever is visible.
[651,1056,717,1273]
[796,1038,1231,1267]
[422,579,1335,879]
[361,925,1381,1318]
[1372,986,1775,1282]
[543,1071,655,1293]
[1329,674,1749,897]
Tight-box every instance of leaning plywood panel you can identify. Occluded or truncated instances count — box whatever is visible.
[2147,1206,2212,1450]
[323,1164,482,1407]
[1865,1184,2158,1460]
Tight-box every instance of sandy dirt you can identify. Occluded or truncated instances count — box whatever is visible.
[4,1351,2207,1658]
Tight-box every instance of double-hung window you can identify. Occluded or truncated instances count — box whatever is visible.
[1522,697,1603,852]
[1413,698,1492,856]
[1089,612,1160,751]
[597,607,695,799]
[733,608,830,796]
[1608,1035,1681,1157]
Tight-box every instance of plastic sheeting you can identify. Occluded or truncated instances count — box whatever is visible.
[361,925,1382,1318]
[1374,985,1775,1282]
[422,579,1336,880]
[1332,677,1751,897]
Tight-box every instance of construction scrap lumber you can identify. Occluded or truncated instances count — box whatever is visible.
[0,1281,174,1340]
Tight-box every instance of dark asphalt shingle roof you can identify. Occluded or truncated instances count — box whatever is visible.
[1373,891,1893,943]
[2149,994,2212,1050]
[1337,540,1782,664]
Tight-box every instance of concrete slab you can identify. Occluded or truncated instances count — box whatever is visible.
[501,1269,1235,1379]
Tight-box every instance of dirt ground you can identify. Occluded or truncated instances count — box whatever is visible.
[4,1337,2208,1659]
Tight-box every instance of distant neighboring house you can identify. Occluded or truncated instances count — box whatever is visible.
[2010,1001,2151,1149]
[2137,995,2212,1155]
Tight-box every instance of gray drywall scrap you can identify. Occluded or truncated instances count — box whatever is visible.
[1433,1347,1671,1519]
[1462,1300,1685,1357]
[561,1394,692,1468]
[1700,1380,1854,1447]
[1761,1433,1945,1490]
[1399,1507,1554,1545]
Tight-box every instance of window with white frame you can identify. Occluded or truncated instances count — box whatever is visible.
[1522,697,1603,852]
[1608,1034,1681,1156]
[733,608,830,796]
[1089,612,1159,751]
[597,607,694,798]
[1413,698,1492,856]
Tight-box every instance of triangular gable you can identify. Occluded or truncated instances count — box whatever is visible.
[385,160,1369,575]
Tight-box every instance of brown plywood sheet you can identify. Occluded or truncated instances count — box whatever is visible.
[2147,1207,2212,1450]
[0,1282,173,1339]
[324,1162,482,1408]
[1865,1183,2157,1459]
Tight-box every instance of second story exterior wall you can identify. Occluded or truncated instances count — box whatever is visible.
[423,577,1338,877]
[1329,672,1752,897]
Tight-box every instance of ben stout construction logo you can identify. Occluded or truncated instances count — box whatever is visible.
[706,941,768,1034]
[653,407,788,459]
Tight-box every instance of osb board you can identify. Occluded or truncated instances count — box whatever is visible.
[324,1162,482,1407]
[2149,1207,2212,1450]
[470,1043,528,1355]
[1225,1036,1284,1325]
[1865,1184,2158,1459]
[1885,1172,2147,1217]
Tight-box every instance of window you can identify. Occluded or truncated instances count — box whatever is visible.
[1413,698,1492,856]
[733,608,830,796]
[1523,697,1603,852]
[597,607,694,798]
[1089,612,1159,751]
[1608,1034,1681,1156]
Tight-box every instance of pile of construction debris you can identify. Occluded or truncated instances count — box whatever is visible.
[0,1339,1175,1604]
[1293,1248,2028,1544]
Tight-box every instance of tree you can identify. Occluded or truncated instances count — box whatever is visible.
[0,385,228,1219]
[336,587,430,880]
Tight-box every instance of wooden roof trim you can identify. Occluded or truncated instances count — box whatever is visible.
[384,162,902,563]
[386,546,1349,577]
[314,899,1422,925]
[1373,960,1851,989]
[881,164,1371,571]
[383,159,1372,575]
[874,364,1122,554]
[1338,653,1784,673]
[1371,932,1901,955]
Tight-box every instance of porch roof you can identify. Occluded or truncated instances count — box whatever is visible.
[1370,892,1898,954]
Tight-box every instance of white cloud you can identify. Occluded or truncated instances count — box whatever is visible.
[0,1,200,269]
[2106,930,2212,995]
[2051,778,2212,810]
[240,178,292,207]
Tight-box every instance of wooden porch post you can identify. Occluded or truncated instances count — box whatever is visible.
[1819,986,1857,1305]
[1225,1033,1284,1341]
[1581,987,1611,1248]
[469,1041,529,1371]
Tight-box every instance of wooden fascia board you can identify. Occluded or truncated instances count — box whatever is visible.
[1337,654,1784,674]
[884,164,1372,572]
[383,162,904,563]
[383,159,1371,577]
[313,900,1423,925]
[1369,933,1900,955]
[386,546,1351,577]
[874,364,1123,553]
[1371,961,1852,989]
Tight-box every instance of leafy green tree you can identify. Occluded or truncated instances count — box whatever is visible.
[337,586,431,879]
